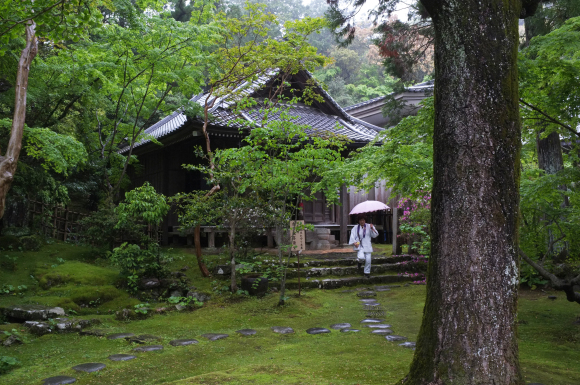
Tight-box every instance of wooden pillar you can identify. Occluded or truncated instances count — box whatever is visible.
[340,184,348,245]
[208,230,216,248]
[161,150,169,246]
[63,207,69,242]
[392,206,398,255]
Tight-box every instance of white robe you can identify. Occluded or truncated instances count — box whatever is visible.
[348,223,379,253]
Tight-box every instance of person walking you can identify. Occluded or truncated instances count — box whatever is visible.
[349,214,379,278]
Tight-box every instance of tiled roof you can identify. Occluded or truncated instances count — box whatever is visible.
[121,71,383,153]
[344,80,434,111]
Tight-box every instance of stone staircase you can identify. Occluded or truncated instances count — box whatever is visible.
[214,252,427,291]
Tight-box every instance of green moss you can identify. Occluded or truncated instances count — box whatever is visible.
[0,235,21,250]
[36,261,119,289]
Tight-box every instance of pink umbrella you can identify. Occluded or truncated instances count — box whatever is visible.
[349,200,390,215]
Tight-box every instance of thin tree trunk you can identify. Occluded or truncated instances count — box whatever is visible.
[406,1,538,383]
[276,223,286,305]
[0,22,37,219]
[194,225,211,277]
[229,223,238,292]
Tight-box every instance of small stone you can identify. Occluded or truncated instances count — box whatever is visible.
[42,375,77,385]
[330,323,351,330]
[359,299,378,303]
[271,326,295,334]
[79,329,106,337]
[106,333,135,340]
[360,319,384,323]
[175,304,186,311]
[170,339,199,346]
[126,334,161,344]
[357,291,376,297]
[399,342,416,349]
[2,334,23,347]
[140,277,160,289]
[371,329,394,335]
[366,323,392,328]
[236,329,257,336]
[30,322,52,336]
[306,327,331,335]
[187,291,211,303]
[374,286,392,292]
[180,265,190,271]
[340,328,360,333]
[201,333,229,341]
[132,345,164,352]
[72,363,106,373]
[386,335,408,342]
[547,296,557,300]
[170,290,183,298]
[108,354,137,361]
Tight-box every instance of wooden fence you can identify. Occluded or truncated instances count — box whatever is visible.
[28,200,89,242]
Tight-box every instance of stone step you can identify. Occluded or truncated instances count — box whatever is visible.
[289,255,414,268]
[284,262,425,279]
[284,274,421,290]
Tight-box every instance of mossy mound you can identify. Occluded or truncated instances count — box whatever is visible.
[36,261,119,289]
[19,236,42,252]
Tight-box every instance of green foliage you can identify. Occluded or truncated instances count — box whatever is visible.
[0,284,27,295]
[0,356,20,375]
[134,303,149,314]
[322,96,434,200]
[167,296,203,308]
[116,182,169,228]
[19,235,42,252]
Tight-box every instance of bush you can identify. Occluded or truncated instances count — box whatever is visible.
[109,243,170,292]
[0,235,21,250]
[20,235,42,251]
[0,356,20,374]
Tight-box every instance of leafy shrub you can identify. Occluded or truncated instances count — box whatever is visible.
[0,235,21,250]
[0,356,20,374]
[109,243,170,292]
[20,235,42,251]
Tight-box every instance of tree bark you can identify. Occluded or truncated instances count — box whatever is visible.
[194,225,211,277]
[0,22,37,219]
[229,223,238,292]
[537,130,564,175]
[405,1,538,383]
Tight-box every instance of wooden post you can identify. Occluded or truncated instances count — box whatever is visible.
[52,206,57,238]
[208,229,215,248]
[392,206,398,255]
[63,207,69,242]
[340,184,348,245]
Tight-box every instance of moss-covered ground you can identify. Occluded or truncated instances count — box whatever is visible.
[1,241,579,384]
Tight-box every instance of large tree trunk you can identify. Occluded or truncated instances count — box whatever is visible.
[0,22,37,219]
[406,1,538,383]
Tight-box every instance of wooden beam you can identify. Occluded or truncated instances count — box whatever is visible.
[340,184,348,245]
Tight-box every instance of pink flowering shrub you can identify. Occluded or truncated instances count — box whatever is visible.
[397,193,431,255]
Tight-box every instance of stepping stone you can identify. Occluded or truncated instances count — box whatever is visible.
[42,376,77,385]
[236,329,257,336]
[363,303,381,308]
[359,299,378,303]
[340,328,360,333]
[330,323,351,330]
[360,319,384,323]
[106,333,134,340]
[399,342,416,349]
[374,286,392,292]
[126,334,161,344]
[72,363,106,373]
[366,324,393,329]
[271,326,295,334]
[386,335,408,342]
[108,354,136,361]
[357,291,376,297]
[341,290,356,293]
[132,345,163,352]
[306,327,331,335]
[547,296,557,300]
[170,339,199,346]
[201,333,229,341]
[79,329,106,337]
[371,329,394,335]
